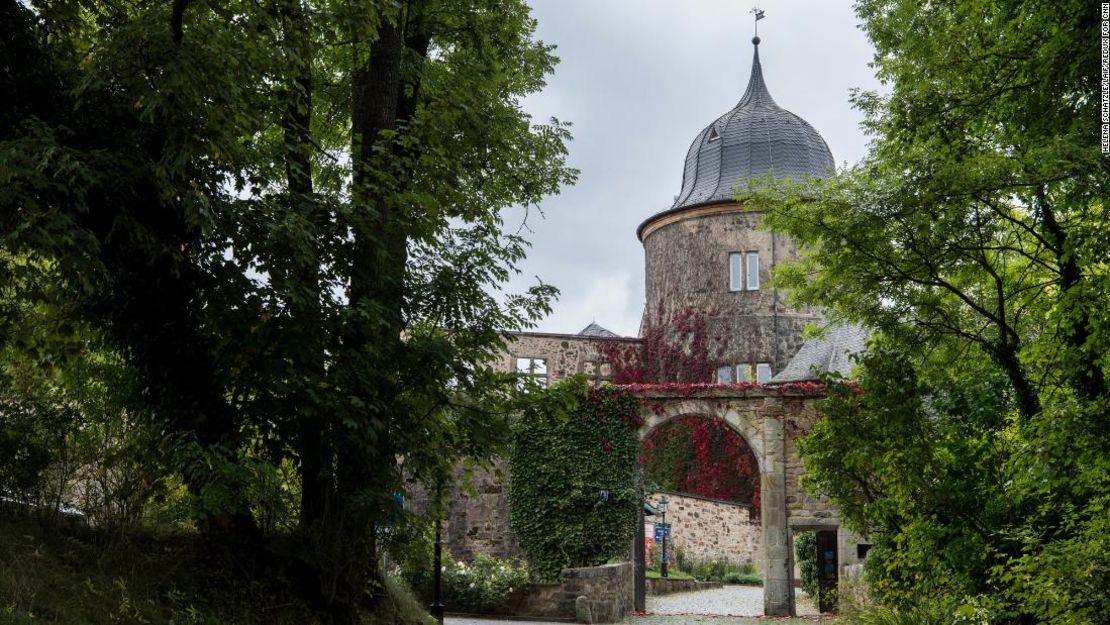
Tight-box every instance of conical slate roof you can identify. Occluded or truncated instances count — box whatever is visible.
[670,37,835,210]
[578,322,620,338]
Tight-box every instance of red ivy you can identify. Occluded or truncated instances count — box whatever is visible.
[597,305,725,385]
[619,380,830,396]
[642,415,761,517]
[593,306,853,517]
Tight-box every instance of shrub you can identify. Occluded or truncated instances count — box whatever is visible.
[723,571,762,585]
[441,553,529,614]
[839,600,965,625]
[794,531,818,597]
[679,555,756,582]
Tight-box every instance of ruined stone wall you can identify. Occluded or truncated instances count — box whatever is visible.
[406,460,522,562]
[494,332,641,385]
[640,203,823,373]
[646,492,761,566]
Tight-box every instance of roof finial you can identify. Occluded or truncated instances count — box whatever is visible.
[750,7,765,44]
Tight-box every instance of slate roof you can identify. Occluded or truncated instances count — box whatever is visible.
[578,322,621,338]
[669,38,835,211]
[771,323,870,383]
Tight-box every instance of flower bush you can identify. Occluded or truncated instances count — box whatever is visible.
[441,553,529,614]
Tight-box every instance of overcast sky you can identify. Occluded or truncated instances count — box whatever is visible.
[502,1,883,337]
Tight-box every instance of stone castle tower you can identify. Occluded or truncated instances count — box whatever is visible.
[638,37,833,383]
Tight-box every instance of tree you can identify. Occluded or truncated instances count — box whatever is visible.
[747,1,1109,621]
[1,0,575,621]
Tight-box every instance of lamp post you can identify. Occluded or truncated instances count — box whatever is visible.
[659,495,669,578]
[430,479,444,624]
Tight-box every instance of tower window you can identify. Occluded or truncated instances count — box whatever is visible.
[707,127,721,142]
[756,363,772,384]
[729,253,743,291]
[736,364,753,383]
[746,252,760,290]
[716,365,733,384]
[730,252,761,292]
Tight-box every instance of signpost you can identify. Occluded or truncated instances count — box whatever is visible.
[653,522,671,541]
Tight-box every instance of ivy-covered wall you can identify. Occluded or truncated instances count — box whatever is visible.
[508,380,642,581]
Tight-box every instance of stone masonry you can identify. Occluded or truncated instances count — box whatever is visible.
[494,562,634,623]
[407,461,523,563]
[645,491,760,566]
[638,386,864,616]
[495,331,640,385]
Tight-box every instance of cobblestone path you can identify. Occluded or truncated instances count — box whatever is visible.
[646,584,820,617]
[445,586,824,625]
[448,617,825,625]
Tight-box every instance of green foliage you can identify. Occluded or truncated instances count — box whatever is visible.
[644,568,693,580]
[649,544,755,583]
[840,601,970,625]
[0,0,575,618]
[722,572,762,586]
[744,1,1108,623]
[508,377,641,581]
[441,553,530,614]
[393,533,528,616]
[0,513,329,625]
[794,531,818,599]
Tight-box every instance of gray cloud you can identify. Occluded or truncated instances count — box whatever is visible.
[505,1,882,337]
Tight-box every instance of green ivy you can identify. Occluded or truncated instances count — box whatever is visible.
[508,377,642,581]
[794,531,818,598]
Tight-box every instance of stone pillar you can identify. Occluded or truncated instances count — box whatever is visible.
[761,412,792,616]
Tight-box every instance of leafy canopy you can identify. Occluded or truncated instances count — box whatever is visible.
[746,0,1110,621]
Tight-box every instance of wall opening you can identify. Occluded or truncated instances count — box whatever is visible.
[638,414,765,616]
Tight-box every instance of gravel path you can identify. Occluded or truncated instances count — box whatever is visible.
[447,615,827,625]
[646,584,820,617]
[448,617,825,625]
[445,586,823,625]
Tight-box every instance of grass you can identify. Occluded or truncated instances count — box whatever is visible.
[644,568,695,580]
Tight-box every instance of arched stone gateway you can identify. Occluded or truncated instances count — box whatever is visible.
[634,385,861,617]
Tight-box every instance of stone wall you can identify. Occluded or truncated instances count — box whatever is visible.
[640,203,824,373]
[782,398,837,525]
[646,578,723,595]
[646,492,761,566]
[494,562,634,623]
[406,460,523,562]
[494,332,640,386]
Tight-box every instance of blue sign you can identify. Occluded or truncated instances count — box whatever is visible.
[653,523,671,540]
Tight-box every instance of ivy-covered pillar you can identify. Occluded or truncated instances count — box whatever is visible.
[761,410,793,616]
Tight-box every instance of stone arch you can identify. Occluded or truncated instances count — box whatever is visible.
[635,392,794,617]
[640,401,767,475]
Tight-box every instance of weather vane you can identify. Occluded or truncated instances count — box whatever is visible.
[751,7,766,39]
